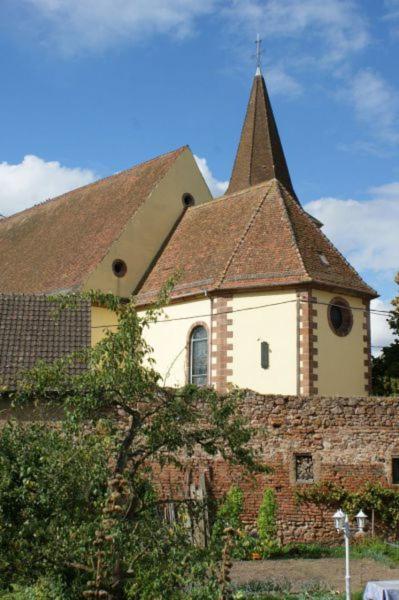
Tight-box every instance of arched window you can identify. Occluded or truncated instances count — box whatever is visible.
[189,325,208,386]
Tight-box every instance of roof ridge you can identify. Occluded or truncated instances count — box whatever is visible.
[0,146,187,224]
[275,180,309,278]
[193,180,273,210]
[278,182,378,296]
[216,184,273,289]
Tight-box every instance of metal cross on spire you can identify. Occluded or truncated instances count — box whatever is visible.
[255,33,262,75]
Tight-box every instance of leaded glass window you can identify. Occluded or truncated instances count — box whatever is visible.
[189,326,208,386]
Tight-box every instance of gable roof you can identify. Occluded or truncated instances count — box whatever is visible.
[0,294,90,389]
[0,147,186,295]
[136,179,377,304]
[227,72,295,196]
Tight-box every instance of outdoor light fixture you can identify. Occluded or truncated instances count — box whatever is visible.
[332,509,368,600]
[333,509,345,531]
[356,510,367,533]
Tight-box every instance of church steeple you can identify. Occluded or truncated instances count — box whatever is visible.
[227,66,296,197]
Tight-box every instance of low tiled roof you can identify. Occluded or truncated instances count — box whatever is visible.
[0,147,186,294]
[0,294,90,389]
[136,179,377,303]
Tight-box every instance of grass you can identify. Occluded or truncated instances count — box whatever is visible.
[247,538,399,566]
[231,579,363,599]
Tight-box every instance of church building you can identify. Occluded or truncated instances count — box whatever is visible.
[0,68,377,396]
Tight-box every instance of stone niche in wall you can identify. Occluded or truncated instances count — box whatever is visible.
[295,454,314,483]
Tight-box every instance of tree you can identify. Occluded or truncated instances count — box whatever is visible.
[7,289,263,599]
[372,272,399,395]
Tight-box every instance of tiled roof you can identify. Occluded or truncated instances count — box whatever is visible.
[136,179,377,303]
[0,294,90,389]
[0,147,186,294]
[227,73,295,196]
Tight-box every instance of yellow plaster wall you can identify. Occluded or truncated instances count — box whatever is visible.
[139,298,212,387]
[91,306,119,347]
[230,291,298,394]
[314,289,366,396]
[83,149,212,297]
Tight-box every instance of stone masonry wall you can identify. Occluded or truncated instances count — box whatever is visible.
[154,392,399,543]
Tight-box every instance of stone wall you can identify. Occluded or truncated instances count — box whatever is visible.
[155,392,399,543]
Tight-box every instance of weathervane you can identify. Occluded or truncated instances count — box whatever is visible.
[255,33,262,75]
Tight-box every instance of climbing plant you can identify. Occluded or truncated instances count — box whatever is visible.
[257,487,278,543]
[296,481,399,531]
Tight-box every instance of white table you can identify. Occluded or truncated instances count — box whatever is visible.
[364,581,399,600]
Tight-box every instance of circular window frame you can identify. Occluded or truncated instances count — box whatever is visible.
[182,193,195,208]
[327,297,353,337]
[112,259,127,278]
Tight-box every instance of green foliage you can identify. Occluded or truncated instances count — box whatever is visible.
[2,289,263,598]
[0,577,67,599]
[231,578,363,599]
[372,343,399,395]
[372,272,399,395]
[213,486,244,536]
[257,488,277,543]
[296,481,399,531]
[211,486,247,559]
[0,422,108,593]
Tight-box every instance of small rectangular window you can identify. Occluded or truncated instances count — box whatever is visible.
[261,341,269,369]
[392,458,399,484]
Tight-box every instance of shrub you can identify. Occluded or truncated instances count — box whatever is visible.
[212,485,244,539]
[257,488,278,543]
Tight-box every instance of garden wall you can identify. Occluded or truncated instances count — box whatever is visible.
[154,392,399,543]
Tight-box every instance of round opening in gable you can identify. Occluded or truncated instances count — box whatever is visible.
[328,297,353,337]
[112,259,127,278]
[182,193,195,207]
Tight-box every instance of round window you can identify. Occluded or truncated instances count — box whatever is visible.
[328,297,353,337]
[182,193,195,207]
[112,259,127,278]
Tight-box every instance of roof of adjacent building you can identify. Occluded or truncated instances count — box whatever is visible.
[136,178,377,303]
[0,147,186,294]
[0,294,90,389]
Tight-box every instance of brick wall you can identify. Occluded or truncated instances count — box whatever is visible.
[155,392,399,543]
[211,295,233,392]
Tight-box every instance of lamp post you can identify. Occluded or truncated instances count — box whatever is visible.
[333,509,368,600]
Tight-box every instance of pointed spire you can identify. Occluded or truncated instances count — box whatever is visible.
[226,66,296,197]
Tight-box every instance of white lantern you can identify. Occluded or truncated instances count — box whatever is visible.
[356,510,367,532]
[333,509,345,531]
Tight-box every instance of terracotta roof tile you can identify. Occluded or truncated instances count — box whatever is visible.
[136,180,377,303]
[0,147,186,294]
[0,294,90,388]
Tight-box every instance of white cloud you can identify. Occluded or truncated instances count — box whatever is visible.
[267,66,303,96]
[371,298,395,353]
[305,186,399,351]
[0,155,96,216]
[23,0,215,53]
[346,69,399,143]
[226,0,369,65]
[368,181,399,199]
[384,0,399,31]
[305,193,399,273]
[194,155,228,198]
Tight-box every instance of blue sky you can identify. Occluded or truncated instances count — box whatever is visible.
[0,0,398,347]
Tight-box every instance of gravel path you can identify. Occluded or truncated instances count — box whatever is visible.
[231,558,399,593]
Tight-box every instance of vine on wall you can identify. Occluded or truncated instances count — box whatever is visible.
[296,481,399,531]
